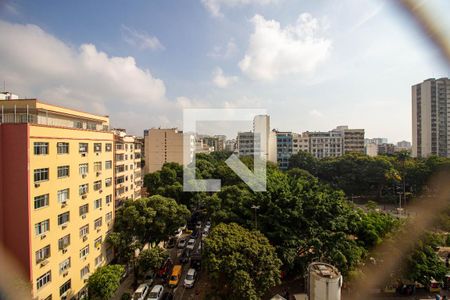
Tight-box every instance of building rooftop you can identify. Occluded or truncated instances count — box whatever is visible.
[309,262,341,279]
[0,98,110,131]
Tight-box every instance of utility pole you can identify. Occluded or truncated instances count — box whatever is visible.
[251,205,260,230]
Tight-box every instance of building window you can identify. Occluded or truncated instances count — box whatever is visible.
[105,194,112,205]
[79,143,88,153]
[59,280,71,296]
[95,255,102,266]
[94,217,102,229]
[79,204,89,216]
[57,142,69,154]
[105,160,112,169]
[105,212,112,222]
[34,142,49,155]
[105,143,112,152]
[79,184,89,195]
[57,166,70,178]
[80,246,89,259]
[58,234,70,250]
[94,143,102,152]
[58,212,70,226]
[93,180,102,191]
[79,163,88,176]
[36,271,51,290]
[34,168,49,182]
[80,225,89,238]
[94,162,102,172]
[35,220,50,236]
[34,194,49,209]
[105,178,112,187]
[116,176,125,185]
[36,245,51,263]
[94,199,102,209]
[80,265,90,278]
[57,189,69,204]
[59,258,71,275]
[94,236,102,248]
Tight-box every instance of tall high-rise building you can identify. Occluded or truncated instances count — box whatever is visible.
[0,98,115,299]
[143,128,194,174]
[236,115,276,163]
[412,78,450,157]
[113,129,142,208]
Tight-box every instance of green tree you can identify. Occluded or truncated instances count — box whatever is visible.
[404,233,447,286]
[288,151,318,174]
[138,247,169,273]
[87,265,124,300]
[203,223,282,300]
[112,195,190,261]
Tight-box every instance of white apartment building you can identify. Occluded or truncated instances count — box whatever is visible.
[412,77,450,157]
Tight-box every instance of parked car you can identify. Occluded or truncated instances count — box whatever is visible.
[147,285,164,300]
[190,255,201,271]
[141,270,155,285]
[168,265,182,287]
[177,238,187,249]
[157,258,173,278]
[183,268,197,288]
[173,228,183,239]
[202,227,209,234]
[167,237,176,248]
[190,230,199,239]
[161,291,174,300]
[202,231,208,239]
[195,221,202,229]
[186,238,196,250]
[180,248,191,264]
[205,220,211,228]
[132,283,150,300]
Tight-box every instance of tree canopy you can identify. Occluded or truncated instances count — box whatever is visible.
[87,264,124,300]
[203,223,282,300]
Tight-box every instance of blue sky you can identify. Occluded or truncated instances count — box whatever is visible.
[0,0,449,142]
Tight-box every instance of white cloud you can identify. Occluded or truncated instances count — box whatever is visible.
[121,25,164,51]
[207,38,238,58]
[212,67,238,88]
[239,13,332,81]
[202,0,277,17]
[0,20,168,134]
[309,109,323,118]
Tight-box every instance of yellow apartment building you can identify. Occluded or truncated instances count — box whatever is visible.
[113,129,142,207]
[0,98,115,299]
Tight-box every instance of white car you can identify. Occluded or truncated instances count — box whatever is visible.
[147,285,163,300]
[183,268,197,288]
[173,228,183,239]
[177,238,187,249]
[186,238,196,250]
[132,283,149,300]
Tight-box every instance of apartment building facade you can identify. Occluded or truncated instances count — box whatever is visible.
[333,126,365,154]
[113,130,142,208]
[412,77,450,157]
[0,98,114,300]
[143,128,195,174]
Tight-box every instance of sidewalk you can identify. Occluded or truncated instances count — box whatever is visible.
[112,272,135,300]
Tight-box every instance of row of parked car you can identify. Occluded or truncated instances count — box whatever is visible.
[131,221,210,299]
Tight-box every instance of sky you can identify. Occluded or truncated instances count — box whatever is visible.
[0,0,449,143]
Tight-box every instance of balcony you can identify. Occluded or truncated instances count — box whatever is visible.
[0,109,109,131]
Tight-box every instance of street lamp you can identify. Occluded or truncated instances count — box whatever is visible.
[251,205,260,230]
